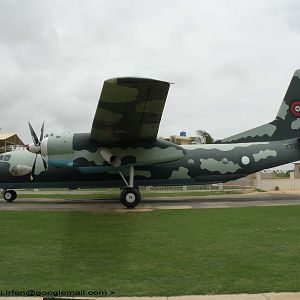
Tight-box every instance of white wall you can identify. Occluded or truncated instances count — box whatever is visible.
[256,172,300,191]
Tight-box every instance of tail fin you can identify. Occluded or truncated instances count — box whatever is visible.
[220,69,300,143]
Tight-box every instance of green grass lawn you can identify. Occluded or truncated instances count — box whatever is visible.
[0,206,300,296]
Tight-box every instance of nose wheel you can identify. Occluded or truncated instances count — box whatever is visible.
[3,190,17,202]
[118,166,141,209]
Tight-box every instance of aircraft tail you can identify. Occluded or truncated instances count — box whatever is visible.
[219,69,300,143]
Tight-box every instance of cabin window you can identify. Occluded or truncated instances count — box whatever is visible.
[4,155,11,161]
[0,155,3,161]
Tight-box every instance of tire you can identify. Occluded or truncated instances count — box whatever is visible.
[4,190,17,202]
[120,187,141,209]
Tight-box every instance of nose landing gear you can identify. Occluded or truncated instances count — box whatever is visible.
[2,189,17,202]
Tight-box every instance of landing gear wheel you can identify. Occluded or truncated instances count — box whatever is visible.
[120,187,141,209]
[3,190,17,202]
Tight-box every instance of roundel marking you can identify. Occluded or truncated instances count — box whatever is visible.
[290,101,300,117]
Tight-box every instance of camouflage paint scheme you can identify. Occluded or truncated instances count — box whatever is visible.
[91,77,170,144]
[1,71,300,190]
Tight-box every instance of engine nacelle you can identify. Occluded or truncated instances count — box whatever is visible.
[10,165,32,177]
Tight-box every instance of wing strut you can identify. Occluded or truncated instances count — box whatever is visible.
[118,165,134,188]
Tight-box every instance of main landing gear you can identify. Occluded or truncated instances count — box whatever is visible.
[118,166,141,209]
[2,189,17,202]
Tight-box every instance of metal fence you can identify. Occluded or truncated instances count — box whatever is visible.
[23,183,255,193]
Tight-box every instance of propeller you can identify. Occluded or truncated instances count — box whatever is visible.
[26,122,48,180]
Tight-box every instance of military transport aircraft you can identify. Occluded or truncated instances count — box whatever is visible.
[1,70,300,208]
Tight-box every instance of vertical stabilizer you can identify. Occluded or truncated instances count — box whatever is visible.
[220,69,300,143]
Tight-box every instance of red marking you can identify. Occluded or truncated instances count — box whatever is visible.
[290,101,300,117]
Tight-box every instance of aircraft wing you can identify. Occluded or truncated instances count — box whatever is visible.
[91,77,170,144]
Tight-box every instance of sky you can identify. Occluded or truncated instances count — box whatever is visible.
[1,0,300,146]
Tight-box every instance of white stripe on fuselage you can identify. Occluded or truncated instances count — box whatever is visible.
[182,142,270,151]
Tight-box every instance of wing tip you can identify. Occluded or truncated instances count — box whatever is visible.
[105,77,171,85]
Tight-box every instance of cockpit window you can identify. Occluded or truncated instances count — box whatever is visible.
[4,155,11,161]
[0,155,3,161]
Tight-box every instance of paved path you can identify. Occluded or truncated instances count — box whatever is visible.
[1,191,300,211]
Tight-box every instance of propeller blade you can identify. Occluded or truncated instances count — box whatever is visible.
[28,122,39,146]
[32,154,38,177]
[40,122,44,142]
[41,155,48,170]
[28,121,48,179]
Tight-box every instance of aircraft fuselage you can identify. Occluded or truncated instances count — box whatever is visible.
[0,132,298,190]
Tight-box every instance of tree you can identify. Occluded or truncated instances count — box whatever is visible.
[192,130,214,144]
